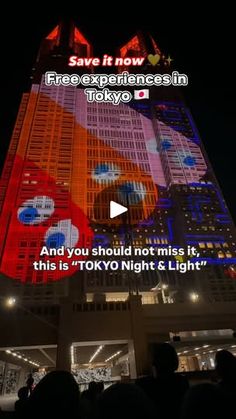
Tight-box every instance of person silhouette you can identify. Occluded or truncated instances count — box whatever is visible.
[136,343,189,418]
[181,383,229,419]
[215,349,236,395]
[26,373,34,395]
[22,371,81,419]
[97,382,155,419]
[15,386,29,416]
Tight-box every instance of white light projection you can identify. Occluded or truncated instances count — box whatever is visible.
[17,196,55,225]
[45,219,79,249]
[92,162,121,184]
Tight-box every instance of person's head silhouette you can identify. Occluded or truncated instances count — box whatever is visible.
[215,350,236,381]
[152,343,179,375]
[26,371,80,418]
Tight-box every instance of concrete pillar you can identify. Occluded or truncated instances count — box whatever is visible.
[56,298,72,371]
[128,294,148,378]
[56,337,71,371]
[1,362,8,395]
[128,340,136,379]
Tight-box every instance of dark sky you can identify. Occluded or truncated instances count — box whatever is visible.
[0,7,235,222]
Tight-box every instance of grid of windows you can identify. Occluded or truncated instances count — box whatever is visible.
[0,35,236,302]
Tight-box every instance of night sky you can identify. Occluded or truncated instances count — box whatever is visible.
[1,8,235,222]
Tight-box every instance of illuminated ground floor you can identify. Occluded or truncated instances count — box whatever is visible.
[1,295,236,395]
[1,334,236,396]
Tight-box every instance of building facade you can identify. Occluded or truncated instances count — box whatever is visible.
[0,21,235,303]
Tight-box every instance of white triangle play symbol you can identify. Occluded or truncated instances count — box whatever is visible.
[110,201,128,219]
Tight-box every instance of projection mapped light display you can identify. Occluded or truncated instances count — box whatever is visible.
[1,84,234,284]
[0,25,235,285]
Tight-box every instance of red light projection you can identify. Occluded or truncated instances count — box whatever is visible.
[74,28,91,57]
[46,25,59,40]
[74,28,89,46]
[0,155,93,283]
[150,35,161,55]
[120,35,140,58]
[0,89,158,284]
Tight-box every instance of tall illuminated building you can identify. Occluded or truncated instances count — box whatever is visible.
[0,21,236,306]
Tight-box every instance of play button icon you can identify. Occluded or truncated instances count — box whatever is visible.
[110,201,128,219]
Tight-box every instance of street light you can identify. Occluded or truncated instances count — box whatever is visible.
[190,292,199,303]
[5,297,16,307]
[3,296,58,330]
[2,296,58,369]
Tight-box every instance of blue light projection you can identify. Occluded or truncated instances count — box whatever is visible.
[183,156,196,167]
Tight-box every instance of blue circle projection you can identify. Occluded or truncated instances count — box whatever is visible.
[183,156,196,167]
[118,182,146,205]
[46,232,65,249]
[18,207,38,224]
[92,162,121,183]
[17,196,55,225]
[119,182,135,195]
[44,219,79,249]
[161,140,172,150]
[94,163,109,175]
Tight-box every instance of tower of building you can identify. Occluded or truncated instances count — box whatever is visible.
[0,20,236,306]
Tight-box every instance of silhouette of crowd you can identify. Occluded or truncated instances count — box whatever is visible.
[0,344,235,418]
